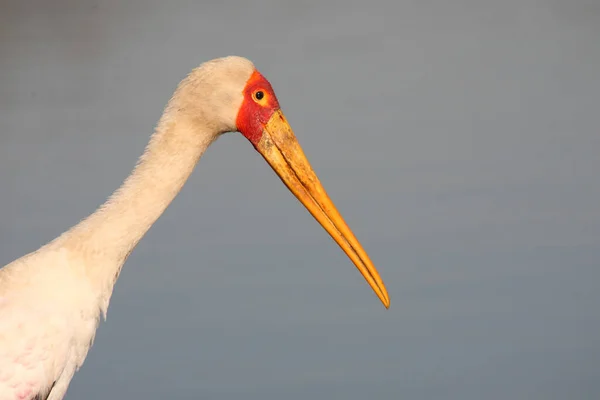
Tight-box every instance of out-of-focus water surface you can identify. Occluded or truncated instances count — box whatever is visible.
[1,1,599,399]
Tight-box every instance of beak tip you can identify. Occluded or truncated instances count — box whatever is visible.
[378,292,390,309]
[378,286,390,309]
[383,299,390,309]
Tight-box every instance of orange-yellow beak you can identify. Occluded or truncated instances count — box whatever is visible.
[256,110,390,308]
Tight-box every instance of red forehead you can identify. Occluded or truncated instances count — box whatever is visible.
[236,70,280,146]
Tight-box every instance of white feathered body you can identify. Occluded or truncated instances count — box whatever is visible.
[0,243,115,400]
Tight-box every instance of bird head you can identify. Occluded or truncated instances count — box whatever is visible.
[177,56,390,308]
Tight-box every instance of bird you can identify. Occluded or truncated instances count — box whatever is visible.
[0,56,390,400]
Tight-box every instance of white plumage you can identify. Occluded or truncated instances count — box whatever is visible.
[0,248,100,399]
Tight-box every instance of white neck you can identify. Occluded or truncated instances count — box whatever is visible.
[55,109,218,290]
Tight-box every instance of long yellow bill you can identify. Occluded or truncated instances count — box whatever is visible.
[256,110,390,308]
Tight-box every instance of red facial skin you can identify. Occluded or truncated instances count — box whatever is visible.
[236,70,281,147]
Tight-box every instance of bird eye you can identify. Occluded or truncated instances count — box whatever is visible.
[254,91,264,101]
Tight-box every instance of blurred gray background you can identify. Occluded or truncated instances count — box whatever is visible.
[1,0,599,399]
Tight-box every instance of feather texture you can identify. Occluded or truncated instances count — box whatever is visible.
[0,56,255,400]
